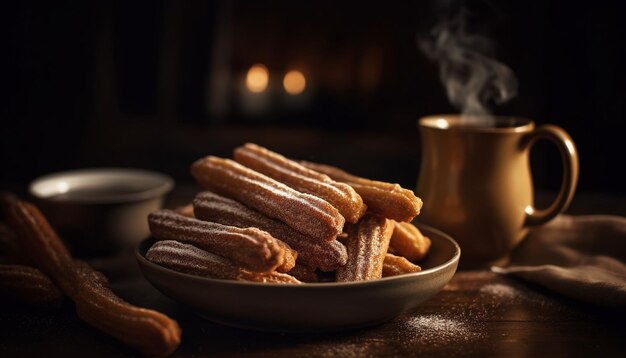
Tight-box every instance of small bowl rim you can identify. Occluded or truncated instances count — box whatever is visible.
[135,223,460,289]
[29,167,174,204]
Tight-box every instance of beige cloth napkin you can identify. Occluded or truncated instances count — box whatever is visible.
[492,215,626,307]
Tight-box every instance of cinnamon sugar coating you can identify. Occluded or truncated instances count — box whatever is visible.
[0,194,181,357]
[234,143,366,223]
[191,156,344,241]
[149,209,295,273]
[193,191,347,271]
[336,215,394,282]
[301,161,423,222]
[146,240,301,284]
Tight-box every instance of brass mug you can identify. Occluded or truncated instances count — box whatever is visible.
[416,115,579,268]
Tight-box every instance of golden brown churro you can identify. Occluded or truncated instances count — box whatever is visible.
[0,263,63,305]
[301,161,422,222]
[191,156,345,241]
[274,239,297,273]
[0,194,181,357]
[390,221,432,262]
[149,209,295,273]
[234,143,367,223]
[146,240,301,284]
[336,215,394,282]
[382,253,422,277]
[193,191,347,271]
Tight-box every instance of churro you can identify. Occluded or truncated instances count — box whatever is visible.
[390,221,432,261]
[0,223,28,263]
[287,263,320,283]
[0,263,63,305]
[274,239,297,273]
[0,194,181,357]
[146,240,301,284]
[149,209,295,273]
[191,156,344,241]
[382,253,422,277]
[336,215,394,282]
[234,143,366,223]
[173,203,195,218]
[301,161,422,222]
[193,191,347,271]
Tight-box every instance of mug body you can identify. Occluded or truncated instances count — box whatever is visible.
[417,115,535,268]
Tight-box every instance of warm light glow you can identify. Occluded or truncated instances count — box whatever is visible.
[565,139,576,155]
[56,181,69,194]
[525,205,535,216]
[246,64,269,93]
[434,118,450,129]
[283,70,306,95]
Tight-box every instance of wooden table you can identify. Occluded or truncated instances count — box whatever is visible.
[1,189,625,357]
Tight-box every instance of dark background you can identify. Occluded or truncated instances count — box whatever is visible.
[2,0,625,196]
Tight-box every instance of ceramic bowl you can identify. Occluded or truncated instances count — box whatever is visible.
[136,224,460,332]
[29,168,174,255]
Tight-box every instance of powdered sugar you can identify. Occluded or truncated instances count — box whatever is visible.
[395,277,561,350]
[315,342,387,358]
[479,283,559,309]
[480,283,519,299]
[403,315,480,342]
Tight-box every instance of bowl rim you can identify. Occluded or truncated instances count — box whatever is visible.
[135,223,460,289]
[29,167,174,204]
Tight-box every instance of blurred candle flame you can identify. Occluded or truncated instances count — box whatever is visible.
[246,64,269,93]
[283,70,306,95]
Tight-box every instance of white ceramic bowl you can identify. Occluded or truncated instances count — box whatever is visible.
[30,168,174,254]
[137,224,460,332]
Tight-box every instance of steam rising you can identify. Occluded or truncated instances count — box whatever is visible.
[419,10,517,120]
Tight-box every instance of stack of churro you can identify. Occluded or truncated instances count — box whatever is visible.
[0,193,181,357]
[147,143,431,283]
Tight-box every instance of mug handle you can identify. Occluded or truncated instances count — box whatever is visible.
[523,124,579,226]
